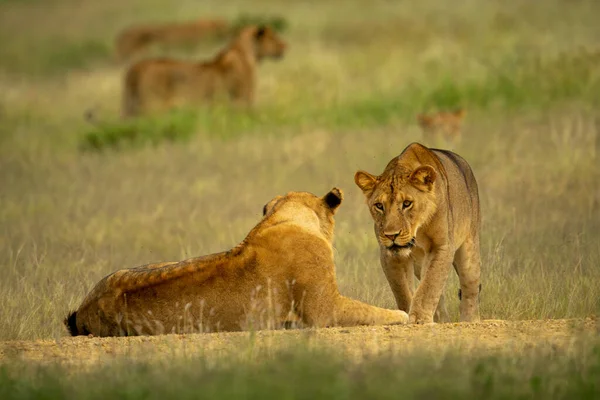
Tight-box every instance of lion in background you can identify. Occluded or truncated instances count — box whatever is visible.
[64,188,408,337]
[417,108,466,145]
[122,25,287,117]
[114,15,288,62]
[355,142,481,324]
[115,19,230,62]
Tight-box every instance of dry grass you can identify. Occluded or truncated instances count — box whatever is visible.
[0,0,599,341]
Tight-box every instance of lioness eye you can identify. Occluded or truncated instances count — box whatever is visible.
[374,203,384,211]
[403,200,412,208]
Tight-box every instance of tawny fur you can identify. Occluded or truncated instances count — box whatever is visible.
[122,25,286,117]
[115,19,230,61]
[417,109,466,145]
[65,188,408,337]
[355,142,481,324]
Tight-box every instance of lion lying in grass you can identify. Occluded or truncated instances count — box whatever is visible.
[65,188,408,337]
[114,15,288,61]
[115,18,230,62]
[122,25,286,117]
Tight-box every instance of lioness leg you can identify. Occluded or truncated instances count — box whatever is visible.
[332,296,409,327]
[454,238,481,322]
[229,79,255,108]
[298,285,408,328]
[433,291,449,322]
[409,246,453,324]
[381,253,414,313]
[413,249,449,323]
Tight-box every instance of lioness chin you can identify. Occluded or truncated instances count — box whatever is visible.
[355,142,481,324]
[65,188,407,337]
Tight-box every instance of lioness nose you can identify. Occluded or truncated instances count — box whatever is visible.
[384,233,398,241]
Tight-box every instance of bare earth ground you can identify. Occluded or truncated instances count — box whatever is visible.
[1,319,597,367]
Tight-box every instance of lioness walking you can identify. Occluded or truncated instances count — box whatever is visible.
[65,188,408,337]
[122,25,286,117]
[355,142,481,324]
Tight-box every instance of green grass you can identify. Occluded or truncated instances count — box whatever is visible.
[2,344,600,399]
[232,14,289,33]
[80,48,600,150]
[0,35,112,77]
[82,110,198,151]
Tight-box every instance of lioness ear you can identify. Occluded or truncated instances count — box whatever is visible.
[262,195,282,216]
[410,165,437,192]
[255,25,267,39]
[354,171,377,196]
[323,187,343,212]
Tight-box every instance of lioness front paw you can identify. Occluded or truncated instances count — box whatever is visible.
[408,312,434,325]
[391,310,409,324]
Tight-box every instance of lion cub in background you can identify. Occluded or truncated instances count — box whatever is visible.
[122,25,287,117]
[417,108,466,145]
[65,188,408,337]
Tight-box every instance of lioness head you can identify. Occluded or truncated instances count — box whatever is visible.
[354,161,438,256]
[252,25,287,60]
[262,188,343,241]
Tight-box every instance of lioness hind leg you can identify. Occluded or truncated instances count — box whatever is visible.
[434,292,450,323]
[454,238,481,322]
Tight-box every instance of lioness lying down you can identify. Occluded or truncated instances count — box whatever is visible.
[122,25,286,117]
[115,18,230,62]
[65,188,408,337]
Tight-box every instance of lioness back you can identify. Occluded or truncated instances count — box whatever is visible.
[122,58,225,117]
[429,148,480,234]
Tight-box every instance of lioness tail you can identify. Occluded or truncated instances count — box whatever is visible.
[64,311,79,336]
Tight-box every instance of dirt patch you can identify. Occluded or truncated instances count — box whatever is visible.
[1,318,597,367]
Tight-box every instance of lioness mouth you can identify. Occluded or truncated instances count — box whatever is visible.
[388,238,416,251]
